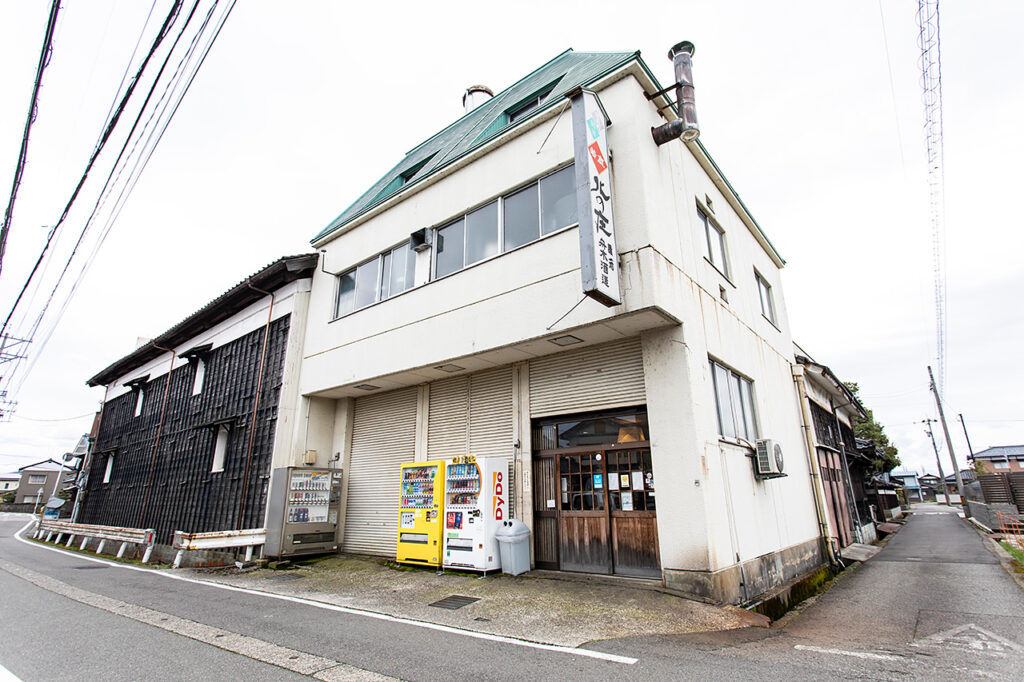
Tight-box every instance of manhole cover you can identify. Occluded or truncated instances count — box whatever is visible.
[429,595,479,610]
[269,573,303,581]
[72,565,107,570]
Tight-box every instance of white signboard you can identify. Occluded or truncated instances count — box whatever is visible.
[570,87,621,307]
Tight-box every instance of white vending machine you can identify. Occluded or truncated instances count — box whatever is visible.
[442,455,508,571]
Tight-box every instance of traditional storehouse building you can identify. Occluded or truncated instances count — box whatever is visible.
[291,46,828,603]
[78,255,316,545]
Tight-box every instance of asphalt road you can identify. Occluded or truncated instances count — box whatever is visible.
[1,506,1021,680]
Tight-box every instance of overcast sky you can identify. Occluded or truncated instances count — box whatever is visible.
[1,0,1020,479]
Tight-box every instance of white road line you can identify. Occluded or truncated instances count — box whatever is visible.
[11,518,637,665]
[0,558,394,681]
[0,662,24,682]
[793,644,904,661]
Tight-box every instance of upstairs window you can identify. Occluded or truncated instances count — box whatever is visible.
[211,425,229,473]
[698,207,729,277]
[335,241,417,318]
[103,454,114,484]
[710,360,758,442]
[191,358,206,396]
[755,272,777,324]
[133,389,144,417]
[28,474,46,485]
[433,165,577,280]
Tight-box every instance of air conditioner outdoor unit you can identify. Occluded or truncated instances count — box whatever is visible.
[755,439,785,477]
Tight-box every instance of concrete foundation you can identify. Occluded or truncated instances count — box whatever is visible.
[663,537,824,605]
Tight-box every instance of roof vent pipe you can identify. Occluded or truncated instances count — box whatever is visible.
[463,85,494,114]
[652,41,700,145]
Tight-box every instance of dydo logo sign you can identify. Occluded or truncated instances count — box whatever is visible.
[492,470,505,520]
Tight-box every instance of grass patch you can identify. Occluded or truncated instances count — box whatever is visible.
[999,540,1024,566]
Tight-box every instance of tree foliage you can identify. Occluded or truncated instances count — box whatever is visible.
[844,382,901,472]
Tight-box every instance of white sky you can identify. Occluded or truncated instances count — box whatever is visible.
[1,0,1021,479]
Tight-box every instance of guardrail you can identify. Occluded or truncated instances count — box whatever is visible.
[171,528,266,568]
[34,520,156,563]
[994,510,1024,552]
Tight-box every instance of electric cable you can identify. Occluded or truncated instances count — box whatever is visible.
[0,0,62,280]
[0,0,184,341]
[2,1,238,402]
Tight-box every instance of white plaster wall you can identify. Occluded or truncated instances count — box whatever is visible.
[300,64,818,574]
[100,279,306,403]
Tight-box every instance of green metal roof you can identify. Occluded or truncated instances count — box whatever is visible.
[311,49,637,243]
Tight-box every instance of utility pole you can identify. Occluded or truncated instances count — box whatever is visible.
[928,365,967,514]
[922,418,948,505]
[958,413,975,460]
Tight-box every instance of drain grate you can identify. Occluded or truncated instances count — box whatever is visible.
[269,573,303,581]
[429,595,480,610]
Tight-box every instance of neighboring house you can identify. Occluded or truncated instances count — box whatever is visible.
[295,46,827,604]
[14,459,75,505]
[1,473,18,494]
[919,473,941,500]
[77,255,316,545]
[890,470,923,503]
[793,352,872,548]
[971,445,1024,474]
[944,468,976,495]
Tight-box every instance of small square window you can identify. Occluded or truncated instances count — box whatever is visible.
[710,360,758,442]
[756,272,777,325]
[211,426,229,473]
[698,207,728,277]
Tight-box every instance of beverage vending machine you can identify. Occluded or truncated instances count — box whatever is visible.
[442,455,507,571]
[396,461,444,566]
[264,466,343,558]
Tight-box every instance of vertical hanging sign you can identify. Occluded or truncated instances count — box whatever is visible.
[569,87,621,307]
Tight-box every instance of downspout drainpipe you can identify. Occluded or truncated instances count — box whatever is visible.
[139,345,176,527]
[236,280,275,530]
[793,366,839,568]
[71,409,102,523]
[830,398,865,544]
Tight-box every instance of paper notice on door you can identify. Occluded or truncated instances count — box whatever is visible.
[547,499,556,509]
[620,474,630,489]
[632,471,644,490]
[593,474,604,489]
[609,475,619,491]
[621,493,634,511]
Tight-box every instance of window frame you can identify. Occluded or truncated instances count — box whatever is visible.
[755,270,777,325]
[333,240,418,319]
[709,359,758,443]
[28,474,46,485]
[103,454,114,484]
[211,425,229,473]
[429,164,578,282]
[697,206,729,278]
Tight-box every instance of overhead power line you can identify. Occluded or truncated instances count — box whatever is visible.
[0,0,185,341]
[0,0,239,409]
[0,0,62,280]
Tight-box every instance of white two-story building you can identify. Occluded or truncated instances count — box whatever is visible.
[288,46,824,603]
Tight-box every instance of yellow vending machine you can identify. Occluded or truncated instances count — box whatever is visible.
[396,461,444,566]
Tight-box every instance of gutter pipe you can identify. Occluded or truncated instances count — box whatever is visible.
[793,365,840,568]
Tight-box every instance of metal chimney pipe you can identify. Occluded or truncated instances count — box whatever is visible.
[652,40,700,145]
[463,85,494,114]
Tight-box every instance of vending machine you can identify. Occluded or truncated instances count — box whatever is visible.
[442,455,507,572]
[396,461,444,566]
[264,467,343,558]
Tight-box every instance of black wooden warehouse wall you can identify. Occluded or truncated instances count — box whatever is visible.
[80,315,291,544]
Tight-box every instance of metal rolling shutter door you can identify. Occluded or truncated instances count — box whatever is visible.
[529,337,646,417]
[469,367,514,458]
[427,376,469,459]
[343,387,417,556]
[428,367,514,460]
